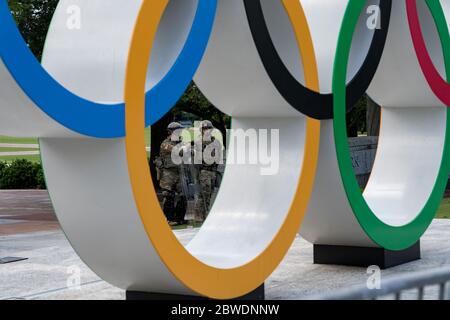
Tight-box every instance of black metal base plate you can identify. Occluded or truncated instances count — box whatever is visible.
[0,257,28,264]
[126,284,265,301]
[314,242,420,269]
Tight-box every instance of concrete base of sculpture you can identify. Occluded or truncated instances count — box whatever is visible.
[126,285,265,301]
[313,242,421,269]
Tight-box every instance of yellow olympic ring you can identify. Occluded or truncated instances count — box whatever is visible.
[123,0,320,299]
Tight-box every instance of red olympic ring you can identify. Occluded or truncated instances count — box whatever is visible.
[406,0,450,106]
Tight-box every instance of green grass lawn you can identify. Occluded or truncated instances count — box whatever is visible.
[0,136,40,162]
[436,197,450,219]
[0,148,40,163]
[0,154,41,163]
[0,131,150,163]
[144,127,151,146]
[0,136,38,145]
[0,147,38,152]
[1,132,151,146]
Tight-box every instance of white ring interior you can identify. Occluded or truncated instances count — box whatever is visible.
[192,0,307,268]
[365,1,447,227]
[42,0,197,104]
[364,107,446,227]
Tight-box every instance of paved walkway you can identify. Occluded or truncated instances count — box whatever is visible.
[0,190,58,235]
[0,144,39,149]
[1,220,450,300]
[1,190,450,300]
[0,143,40,158]
[0,151,40,157]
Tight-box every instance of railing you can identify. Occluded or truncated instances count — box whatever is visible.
[311,267,450,300]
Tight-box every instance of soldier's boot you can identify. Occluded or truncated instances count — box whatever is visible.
[173,193,186,225]
[161,189,176,222]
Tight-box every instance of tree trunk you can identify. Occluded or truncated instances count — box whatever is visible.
[346,113,359,137]
[367,97,381,136]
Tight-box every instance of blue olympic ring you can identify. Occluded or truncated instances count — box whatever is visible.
[0,0,217,138]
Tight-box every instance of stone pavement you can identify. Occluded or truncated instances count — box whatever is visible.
[0,190,59,235]
[1,220,450,300]
[1,190,450,300]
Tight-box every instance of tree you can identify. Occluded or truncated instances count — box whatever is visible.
[366,96,381,136]
[173,83,231,140]
[347,95,368,137]
[8,0,59,61]
[346,94,382,137]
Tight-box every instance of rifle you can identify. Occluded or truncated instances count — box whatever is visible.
[179,163,199,221]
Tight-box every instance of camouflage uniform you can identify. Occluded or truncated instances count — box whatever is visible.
[195,167,217,222]
[155,123,183,223]
[194,121,222,222]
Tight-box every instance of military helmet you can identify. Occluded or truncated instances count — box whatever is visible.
[167,122,183,131]
[200,120,214,130]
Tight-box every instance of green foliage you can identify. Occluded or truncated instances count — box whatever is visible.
[35,163,47,189]
[174,83,231,131]
[436,197,450,219]
[347,95,368,137]
[0,159,46,189]
[0,162,7,182]
[8,0,59,60]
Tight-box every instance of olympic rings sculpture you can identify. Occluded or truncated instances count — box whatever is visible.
[0,0,448,299]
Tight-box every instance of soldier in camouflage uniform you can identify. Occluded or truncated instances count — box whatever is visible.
[193,120,223,222]
[154,122,185,225]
